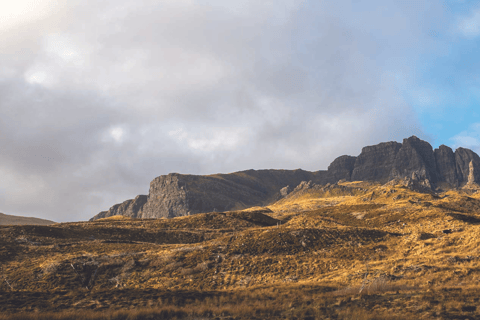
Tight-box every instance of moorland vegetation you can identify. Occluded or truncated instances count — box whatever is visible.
[3,180,480,319]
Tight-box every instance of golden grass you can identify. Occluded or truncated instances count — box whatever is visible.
[3,181,480,318]
[95,215,132,221]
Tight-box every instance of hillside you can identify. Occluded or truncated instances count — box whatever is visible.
[3,181,480,319]
[0,212,55,226]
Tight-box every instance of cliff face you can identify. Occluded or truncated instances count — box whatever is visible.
[326,136,480,188]
[350,141,402,182]
[434,145,458,186]
[91,136,480,221]
[140,172,273,219]
[392,136,438,183]
[91,169,327,220]
[141,174,189,219]
[455,147,480,184]
[327,155,357,182]
[92,195,147,220]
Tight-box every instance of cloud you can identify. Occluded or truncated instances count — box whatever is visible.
[457,8,480,38]
[450,123,480,152]
[0,0,440,222]
[406,86,447,112]
[0,0,59,31]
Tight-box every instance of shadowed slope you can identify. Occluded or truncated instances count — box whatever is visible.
[0,212,55,226]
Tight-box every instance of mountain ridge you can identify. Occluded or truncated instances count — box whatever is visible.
[91,136,480,221]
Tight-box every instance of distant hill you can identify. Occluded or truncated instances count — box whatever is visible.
[0,212,55,226]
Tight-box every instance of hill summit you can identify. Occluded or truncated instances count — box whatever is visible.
[91,136,480,221]
[0,212,55,226]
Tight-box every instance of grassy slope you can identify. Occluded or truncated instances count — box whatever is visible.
[2,182,480,319]
[0,212,55,226]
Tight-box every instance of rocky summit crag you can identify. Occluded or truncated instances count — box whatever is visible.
[91,136,480,220]
[92,169,324,220]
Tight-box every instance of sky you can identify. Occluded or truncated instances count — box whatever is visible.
[1,0,480,222]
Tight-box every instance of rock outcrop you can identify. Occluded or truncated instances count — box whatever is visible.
[468,161,475,185]
[434,145,458,186]
[91,169,326,220]
[280,186,292,197]
[401,171,433,193]
[392,136,438,184]
[93,195,147,220]
[462,160,480,190]
[455,148,480,184]
[326,136,480,188]
[91,136,480,220]
[350,141,402,182]
[327,155,357,182]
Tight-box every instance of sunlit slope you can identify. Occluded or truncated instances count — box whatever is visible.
[3,181,480,318]
[267,181,480,286]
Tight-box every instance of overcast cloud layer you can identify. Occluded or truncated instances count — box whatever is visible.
[1,0,477,222]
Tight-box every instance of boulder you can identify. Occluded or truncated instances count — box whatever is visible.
[280,186,292,197]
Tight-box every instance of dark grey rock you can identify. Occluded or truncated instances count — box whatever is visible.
[455,147,480,185]
[327,135,480,189]
[327,155,357,182]
[141,173,190,219]
[434,145,458,186]
[351,141,402,182]
[94,169,328,220]
[392,136,438,183]
[90,195,147,221]
[92,135,480,220]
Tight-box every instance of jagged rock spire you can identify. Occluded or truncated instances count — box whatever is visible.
[327,136,480,189]
[468,160,475,185]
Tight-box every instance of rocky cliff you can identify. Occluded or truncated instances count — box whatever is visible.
[455,147,480,184]
[93,195,147,220]
[434,145,458,186]
[350,141,402,182]
[327,136,480,187]
[91,136,480,220]
[327,155,357,182]
[91,169,327,220]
